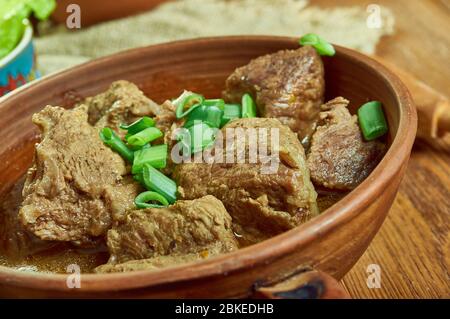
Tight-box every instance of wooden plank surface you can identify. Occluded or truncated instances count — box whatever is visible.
[312,0,450,298]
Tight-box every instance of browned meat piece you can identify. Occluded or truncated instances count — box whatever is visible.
[173,118,318,245]
[154,99,178,135]
[96,195,238,271]
[307,97,385,190]
[84,80,181,146]
[0,179,55,257]
[18,105,137,244]
[223,46,325,143]
[84,80,160,135]
[103,177,143,222]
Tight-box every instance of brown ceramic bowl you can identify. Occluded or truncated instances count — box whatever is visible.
[0,36,416,298]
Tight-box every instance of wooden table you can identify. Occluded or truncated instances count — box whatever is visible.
[312,0,450,298]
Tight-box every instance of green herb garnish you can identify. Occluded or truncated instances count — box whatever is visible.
[0,0,56,59]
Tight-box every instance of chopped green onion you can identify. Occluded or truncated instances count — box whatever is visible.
[299,33,335,57]
[357,101,388,141]
[99,128,134,163]
[127,127,163,147]
[203,99,225,110]
[241,94,257,118]
[132,144,168,174]
[184,105,224,128]
[120,116,155,135]
[142,164,177,204]
[133,172,144,185]
[174,91,204,119]
[177,122,217,154]
[135,191,169,209]
[191,122,217,153]
[128,143,150,152]
[221,103,241,127]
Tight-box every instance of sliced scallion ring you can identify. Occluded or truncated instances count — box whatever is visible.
[174,91,205,119]
[142,164,177,204]
[135,191,169,209]
[299,33,335,56]
[119,116,155,135]
[357,101,388,141]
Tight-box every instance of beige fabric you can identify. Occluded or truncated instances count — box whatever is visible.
[35,0,395,75]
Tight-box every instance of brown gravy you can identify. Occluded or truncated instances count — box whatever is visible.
[0,177,347,274]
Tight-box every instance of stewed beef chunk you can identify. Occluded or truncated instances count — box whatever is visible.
[84,80,181,146]
[0,180,54,257]
[223,46,325,143]
[173,118,318,245]
[307,97,385,190]
[19,105,139,244]
[84,80,161,135]
[95,195,238,272]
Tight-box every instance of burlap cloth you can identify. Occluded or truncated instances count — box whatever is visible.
[35,0,394,75]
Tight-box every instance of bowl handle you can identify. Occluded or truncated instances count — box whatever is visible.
[253,269,350,299]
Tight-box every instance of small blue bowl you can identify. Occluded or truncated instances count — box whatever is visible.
[0,23,39,97]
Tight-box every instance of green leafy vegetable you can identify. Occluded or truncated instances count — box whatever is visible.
[0,0,56,59]
[26,0,56,20]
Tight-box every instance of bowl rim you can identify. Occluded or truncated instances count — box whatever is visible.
[0,21,33,69]
[0,35,417,291]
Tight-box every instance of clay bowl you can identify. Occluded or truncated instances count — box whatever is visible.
[0,36,416,298]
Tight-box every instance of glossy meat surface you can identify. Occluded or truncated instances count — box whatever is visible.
[223,46,325,143]
[173,118,318,245]
[307,97,385,190]
[19,105,136,244]
[96,195,238,272]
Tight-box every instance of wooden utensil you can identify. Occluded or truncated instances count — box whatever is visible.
[255,269,350,299]
[0,36,416,298]
[372,55,450,140]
